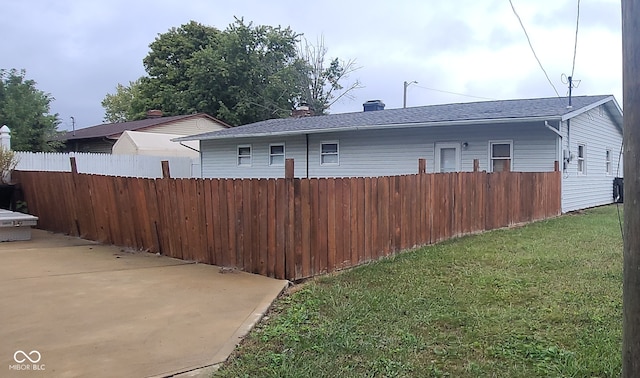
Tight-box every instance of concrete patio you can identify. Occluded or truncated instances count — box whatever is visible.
[1,230,287,377]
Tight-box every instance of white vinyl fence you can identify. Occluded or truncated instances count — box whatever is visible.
[15,152,200,178]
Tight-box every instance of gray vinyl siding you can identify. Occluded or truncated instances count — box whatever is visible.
[201,122,559,179]
[560,106,623,212]
[201,135,308,178]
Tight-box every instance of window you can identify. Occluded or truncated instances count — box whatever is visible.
[321,142,339,165]
[577,144,585,174]
[237,145,252,166]
[489,141,512,172]
[605,149,612,176]
[269,144,285,166]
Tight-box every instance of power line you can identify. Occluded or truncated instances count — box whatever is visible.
[508,0,561,98]
[571,0,581,77]
[413,84,496,101]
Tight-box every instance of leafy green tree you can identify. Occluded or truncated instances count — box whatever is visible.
[102,19,362,125]
[0,69,62,151]
[101,78,150,123]
[295,37,362,115]
[140,21,222,117]
[186,18,301,125]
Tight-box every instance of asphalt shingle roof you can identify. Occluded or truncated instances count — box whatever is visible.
[61,113,229,141]
[179,95,618,141]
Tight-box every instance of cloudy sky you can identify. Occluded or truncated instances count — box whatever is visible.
[2,0,622,131]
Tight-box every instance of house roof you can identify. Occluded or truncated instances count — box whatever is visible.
[61,113,230,141]
[177,95,622,142]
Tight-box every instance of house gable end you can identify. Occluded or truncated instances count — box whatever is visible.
[562,96,623,133]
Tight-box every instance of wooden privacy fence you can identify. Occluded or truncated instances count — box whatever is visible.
[14,160,561,281]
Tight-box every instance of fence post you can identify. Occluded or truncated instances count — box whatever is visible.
[473,159,480,172]
[0,125,10,150]
[1,126,12,183]
[285,158,295,179]
[554,160,560,171]
[285,158,295,279]
[67,156,82,236]
[70,157,78,174]
[418,158,426,174]
[161,160,171,179]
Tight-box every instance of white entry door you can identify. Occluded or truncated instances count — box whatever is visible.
[435,142,461,173]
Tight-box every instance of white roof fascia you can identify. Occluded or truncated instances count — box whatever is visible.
[180,115,559,141]
[561,95,616,121]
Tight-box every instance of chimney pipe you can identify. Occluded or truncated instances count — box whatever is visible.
[291,104,314,118]
[363,100,385,112]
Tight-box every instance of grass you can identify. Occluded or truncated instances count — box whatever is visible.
[214,205,623,377]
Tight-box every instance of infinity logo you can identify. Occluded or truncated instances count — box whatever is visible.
[13,350,41,363]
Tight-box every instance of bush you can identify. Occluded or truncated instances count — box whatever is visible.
[0,146,19,184]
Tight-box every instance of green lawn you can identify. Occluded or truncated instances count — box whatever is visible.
[215,205,623,377]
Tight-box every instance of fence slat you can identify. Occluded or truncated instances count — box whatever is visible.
[300,179,311,278]
[258,180,269,276]
[341,178,352,268]
[266,179,277,277]
[327,178,337,272]
[293,179,303,278]
[317,179,329,273]
[274,179,286,279]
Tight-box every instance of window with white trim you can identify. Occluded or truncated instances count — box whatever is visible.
[320,142,339,165]
[237,145,252,166]
[489,141,512,172]
[577,144,585,174]
[605,149,612,176]
[269,143,285,166]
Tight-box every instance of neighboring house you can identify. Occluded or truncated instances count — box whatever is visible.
[112,131,199,159]
[60,111,229,153]
[177,95,623,213]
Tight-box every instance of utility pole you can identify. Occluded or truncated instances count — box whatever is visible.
[623,0,640,376]
[568,76,573,107]
[403,81,417,108]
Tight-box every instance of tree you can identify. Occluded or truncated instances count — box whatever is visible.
[102,19,361,125]
[0,69,62,151]
[140,21,222,117]
[295,37,363,115]
[186,18,301,125]
[101,78,150,123]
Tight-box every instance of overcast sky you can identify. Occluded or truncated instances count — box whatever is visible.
[2,0,622,131]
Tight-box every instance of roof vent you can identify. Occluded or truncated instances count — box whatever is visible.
[146,109,163,119]
[363,100,385,112]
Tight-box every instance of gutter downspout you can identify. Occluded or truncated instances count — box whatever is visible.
[544,120,562,137]
[567,119,571,154]
[544,120,563,169]
[545,120,565,213]
[305,134,309,179]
